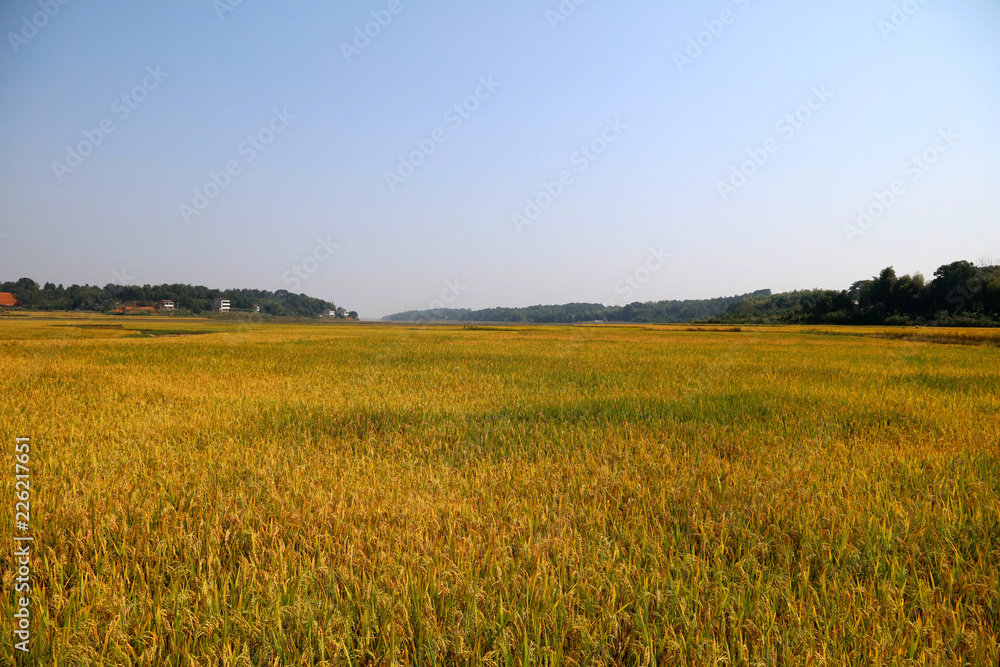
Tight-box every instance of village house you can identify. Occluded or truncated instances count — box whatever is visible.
[212,298,230,312]
[0,292,18,307]
[158,300,175,310]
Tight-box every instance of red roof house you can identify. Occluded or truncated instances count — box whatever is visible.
[0,292,18,307]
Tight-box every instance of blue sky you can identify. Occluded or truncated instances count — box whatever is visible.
[1,0,998,316]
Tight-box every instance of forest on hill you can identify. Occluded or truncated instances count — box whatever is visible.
[383,291,770,324]
[0,278,337,318]
[4,260,997,325]
[384,261,1000,326]
[712,261,999,326]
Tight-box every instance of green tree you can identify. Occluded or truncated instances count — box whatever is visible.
[932,261,980,314]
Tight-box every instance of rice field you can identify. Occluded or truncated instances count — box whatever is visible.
[1,314,998,665]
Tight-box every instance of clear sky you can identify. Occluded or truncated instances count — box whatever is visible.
[1,0,998,317]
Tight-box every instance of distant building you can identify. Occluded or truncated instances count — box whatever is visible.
[213,298,231,312]
[158,300,175,311]
[252,304,260,313]
[322,307,349,319]
[0,292,17,307]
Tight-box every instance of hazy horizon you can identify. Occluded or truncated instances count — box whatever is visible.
[2,1,998,318]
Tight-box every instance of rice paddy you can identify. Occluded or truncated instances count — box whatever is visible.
[1,314,998,665]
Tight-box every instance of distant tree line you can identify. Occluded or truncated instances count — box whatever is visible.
[383,260,1000,326]
[383,291,771,324]
[0,278,337,318]
[711,261,1000,326]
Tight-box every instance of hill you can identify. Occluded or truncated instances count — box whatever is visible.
[384,260,1000,326]
[0,278,338,318]
[383,291,771,324]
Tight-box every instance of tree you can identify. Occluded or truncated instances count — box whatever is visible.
[893,273,927,318]
[932,261,980,314]
[867,267,897,317]
[984,267,1000,317]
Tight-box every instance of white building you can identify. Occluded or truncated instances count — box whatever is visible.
[213,298,231,312]
[158,300,175,311]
